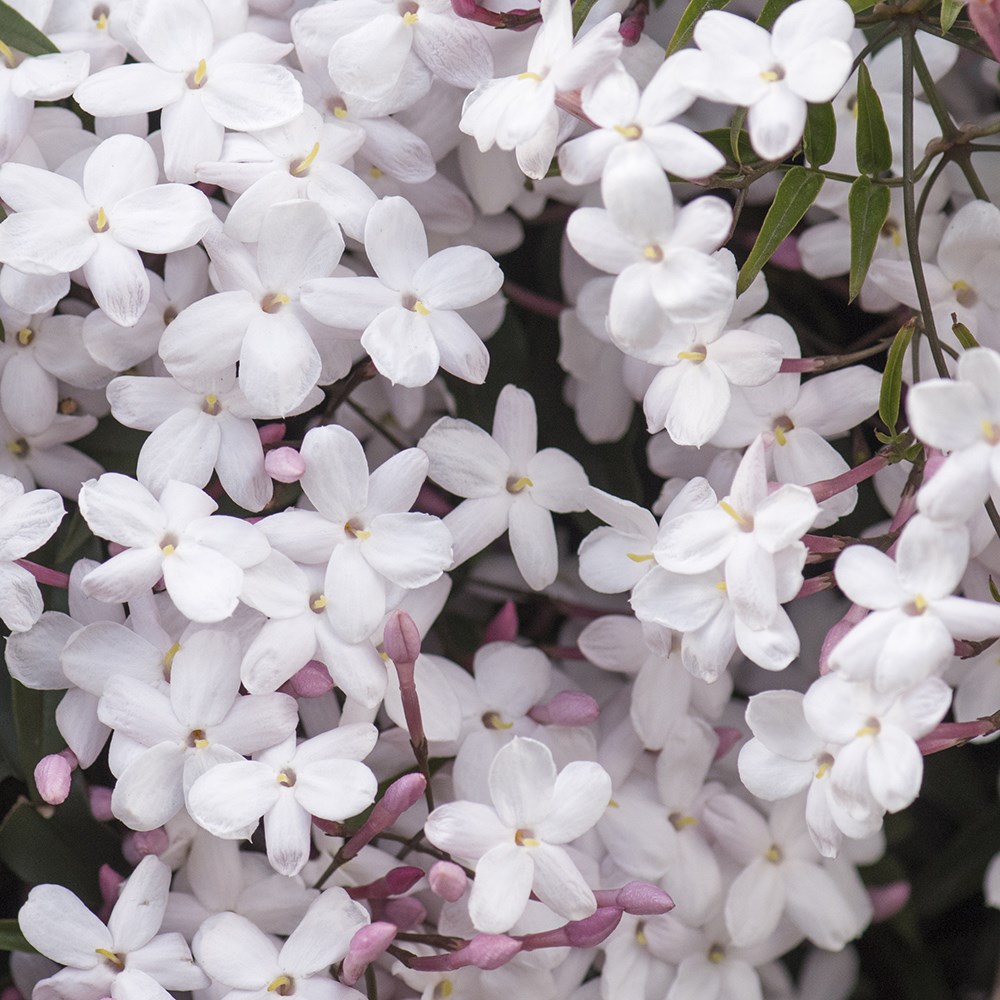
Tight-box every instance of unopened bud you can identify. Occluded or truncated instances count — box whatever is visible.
[484,601,518,644]
[428,861,467,901]
[98,864,124,913]
[341,922,397,985]
[611,881,674,915]
[458,933,522,970]
[122,828,169,864]
[34,750,77,805]
[565,907,623,947]
[970,0,1000,61]
[917,717,1000,755]
[384,611,422,664]
[528,690,600,727]
[869,880,911,922]
[382,895,426,930]
[346,865,424,900]
[713,726,741,762]
[89,785,114,821]
[258,422,286,445]
[339,773,426,861]
[280,660,333,698]
[265,446,306,483]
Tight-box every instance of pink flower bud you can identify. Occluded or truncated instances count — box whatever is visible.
[428,861,467,901]
[712,727,741,762]
[484,601,519,644]
[457,934,522,970]
[341,922,398,985]
[122,828,169,864]
[384,610,422,664]
[382,895,426,930]
[917,719,999,755]
[265,446,306,483]
[339,773,427,862]
[34,750,77,805]
[969,0,1000,60]
[564,907,622,948]
[98,864,124,920]
[769,234,802,270]
[869,880,911,922]
[820,602,869,674]
[89,785,114,821]
[612,881,674,916]
[416,483,453,517]
[258,422,286,445]
[279,660,333,698]
[346,866,424,899]
[2,987,23,1000]
[528,690,600,727]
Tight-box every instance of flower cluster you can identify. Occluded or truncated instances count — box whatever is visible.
[3,0,1000,997]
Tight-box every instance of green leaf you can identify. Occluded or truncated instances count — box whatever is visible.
[878,318,916,432]
[571,0,600,33]
[940,0,963,31]
[855,62,893,176]
[0,919,36,953]
[0,0,58,55]
[736,166,824,295]
[849,0,876,10]
[848,176,891,301]
[803,102,837,167]
[952,317,979,349]
[756,0,795,29]
[700,127,755,167]
[666,0,729,56]
[989,575,1000,603]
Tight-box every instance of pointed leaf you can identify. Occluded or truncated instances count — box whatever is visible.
[0,919,36,953]
[737,166,824,294]
[848,175,890,301]
[757,0,796,28]
[667,0,731,55]
[803,101,837,167]
[878,318,915,432]
[951,318,979,350]
[940,0,963,31]
[0,1,59,55]
[855,62,892,176]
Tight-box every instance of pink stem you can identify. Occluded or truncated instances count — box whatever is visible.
[809,454,889,503]
[16,559,70,588]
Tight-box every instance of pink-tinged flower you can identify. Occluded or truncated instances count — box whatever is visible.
[424,736,611,933]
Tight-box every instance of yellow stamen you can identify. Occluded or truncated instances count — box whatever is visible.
[203,393,220,415]
[369,166,383,179]
[855,725,880,738]
[952,279,971,293]
[193,58,208,87]
[718,500,747,525]
[815,760,831,779]
[913,593,927,613]
[333,105,349,119]
[715,580,728,591]
[482,711,513,730]
[95,948,124,968]
[96,12,108,28]
[773,425,787,446]
[759,69,780,82]
[892,228,902,247]
[635,926,648,946]
[518,71,543,81]
[403,10,419,22]
[16,327,33,347]
[508,476,533,493]
[626,552,655,562]
[677,350,706,362]
[95,207,108,232]
[765,845,782,863]
[7,439,27,456]
[643,244,663,262]
[262,292,290,313]
[708,945,725,964]
[267,976,292,993]
[608,799,620,808]
[311,595,327,611]
[161,543,175,555]
[514,829,540,847]
[669,813,698,829]
[435,982,454,999]
[614,124,642,140]
[194,737,209,749]
[291,142,320,175]
[412,299,430,315]
[277,771,294,786]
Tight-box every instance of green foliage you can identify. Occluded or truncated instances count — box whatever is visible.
[855,63,893,177]
[804,102,837,167]
[757,0,796,29]
[0,919,35,953]
[952,318,979,350]
[940,0,963,32]
[571,0,601,34]
[736,166,824,294]
[0,1,57,55]
[878,318,916,434]
[848,176,891,302]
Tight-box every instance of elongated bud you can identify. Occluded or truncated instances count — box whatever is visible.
[257,422,286,445]
[619,0,647,44]
[428,861,467,901]
[593,881,674,915]
[280,660,333,698]
[917,715,1000,755]
[265,446,306,483]
[98,864,124,920]
[34,750,77,805]
[809,454,889,503]
[517,907,622,950]
[484,601,518,644]
[338,773,426,862]
[819,602,869,674]
[528,690,600,727]
[16,560,70,589]
[341,922,397,985]
[406,934,521,972]
[345,865,423,899]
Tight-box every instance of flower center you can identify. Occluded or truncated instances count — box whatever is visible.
[277,768,297,786]
[59,397,79,415]
[952,279,977,307]
[328,97,349,120]
[481,710,513,730]
[16,327,34,347]
[759,66,785,82]
[708,943,726,964]
[905,593,928,615]
[773,415,794,446]
[202,394,221,415]
[310,593,328,613]
[399,0,420,22]
[261,292,290,313]
[855,717,881,738]
[267,975,295,995]
[91,207,109,233]
[677,347,707,363]
[719,500,752,530]
[614,124,643,140]
[815,751,834,778]
[507,476,533,493]
[160,533,178,555]
[345,520,371,540]
[188,728,209,749]
[514,828,540,847]
[95,948,125,969]
[765,843,782,863]
[642,244,664,262]
[434,981,454,999]
[188,58,208,89]
[668,811,698,830]
[6,438,28,457]
[290,142,320,176]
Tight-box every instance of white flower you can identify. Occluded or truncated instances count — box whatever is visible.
[300,195,503,387]
[676,0,855,160]
[419,383,589,590]
[0,475,64,632]
[0,135,213,327]
[424,736,611,932]
[18,856,208,1000]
